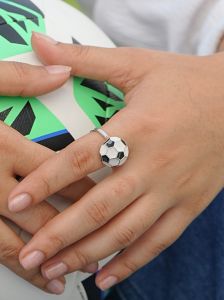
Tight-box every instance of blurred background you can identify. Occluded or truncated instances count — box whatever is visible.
[64,0,80,9]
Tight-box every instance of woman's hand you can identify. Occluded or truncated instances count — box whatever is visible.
[0,122,68,294]
[0,58,96,294]
[8,32,224,291]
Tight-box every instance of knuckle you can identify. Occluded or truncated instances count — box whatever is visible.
[111,49,142,90]
[149,242,169,258]
[39,175,51,197]
[152,151,177,171]
[45,233,66,251]
[114,227,137,247]
[122,258,139,274]
[0,243,20,262]
[72,249,89,269]
[70,146,92,177]
[111,175,137,199]
[86,199,111,227]
[182,202,202,219]
[11,62,28,96]
[72,45,91,69]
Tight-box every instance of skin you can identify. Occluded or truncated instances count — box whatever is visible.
[8,32,224,292]
[0,60,95,294]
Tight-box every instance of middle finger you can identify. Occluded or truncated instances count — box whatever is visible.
[18,170,144,270]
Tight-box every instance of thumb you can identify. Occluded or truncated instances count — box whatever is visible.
[31,32,146,92]
[0,62,71,97]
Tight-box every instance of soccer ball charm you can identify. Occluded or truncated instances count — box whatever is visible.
[99,137,129,167]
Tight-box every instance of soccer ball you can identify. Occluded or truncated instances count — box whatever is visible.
[0,1,125,299]
[100,137,129,167]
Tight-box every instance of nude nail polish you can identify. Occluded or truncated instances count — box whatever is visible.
[98,276,118,291]
[45,65,71,74]
[47,279,65,295]
[20,250,45,270]
[43,262,68,280]
[8,193,32,212]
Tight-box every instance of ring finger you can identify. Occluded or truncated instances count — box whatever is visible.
[40,193,170,280]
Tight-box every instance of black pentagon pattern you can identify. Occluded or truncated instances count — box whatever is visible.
[106,140,115,148]
[11,101,35,136]
[102,155,109,163]
[117,152,125,159]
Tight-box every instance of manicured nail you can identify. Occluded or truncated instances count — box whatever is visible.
[8,193,32,212]
[82,263,99,273]
[98,276,118,291]
[43,262,68,280]
[20,250,45,270]
[45,65,71,74]
[32,31,58,45]
[47,279,65,295]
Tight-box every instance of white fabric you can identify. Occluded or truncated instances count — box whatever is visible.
[78,0,224,55]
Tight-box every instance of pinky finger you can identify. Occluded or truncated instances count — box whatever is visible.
[95,206,192,291]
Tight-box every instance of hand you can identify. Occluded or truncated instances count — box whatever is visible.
[8,32,224,291]
[0,58,95,294]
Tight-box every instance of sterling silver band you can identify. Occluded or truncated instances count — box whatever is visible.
[91,128,110,140]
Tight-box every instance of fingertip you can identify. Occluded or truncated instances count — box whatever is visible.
[31,32,59,65]
[46,279,65,295]
[96,275,118,291]
[32,31,58,45]
[8,193,32,213]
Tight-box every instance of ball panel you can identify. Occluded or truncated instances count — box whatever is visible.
[106,147,118,159]
[100,144,108,156]
[114,140,126,152]
[109,158,120,167]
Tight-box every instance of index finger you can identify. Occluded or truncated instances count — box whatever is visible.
[8,109,130,212]
[0,61,71,96]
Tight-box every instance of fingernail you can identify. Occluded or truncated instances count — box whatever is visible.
[98,276,118,291]
[8,193,32,212]
[82,263,99,273]
[45,65,71,75]
[32,31,58,45]
[47,279,65,295]
[20,250,45,270]
[43,262,68,280]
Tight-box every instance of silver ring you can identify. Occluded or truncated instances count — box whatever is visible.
[92,128,129,167]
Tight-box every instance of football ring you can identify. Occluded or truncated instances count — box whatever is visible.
[92,128,129,167]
